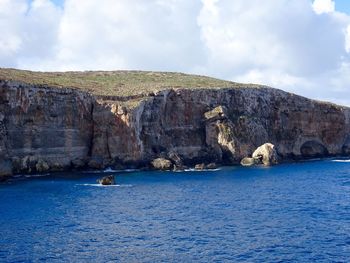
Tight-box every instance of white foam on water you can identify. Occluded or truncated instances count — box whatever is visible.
[183,168,221,172]
[103,168,140,173]
[83,168,140,174]
[332,159,350,163]
[76,183,133,187]
[24,173,50,178]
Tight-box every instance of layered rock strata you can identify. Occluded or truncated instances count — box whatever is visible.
[1,80,350,178]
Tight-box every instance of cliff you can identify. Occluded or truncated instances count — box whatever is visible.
[0,68,349,178]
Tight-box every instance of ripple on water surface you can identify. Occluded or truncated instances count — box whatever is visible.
[0,160,350,262]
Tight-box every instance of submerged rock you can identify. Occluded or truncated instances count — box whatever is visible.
[151,158,173,171]
[194,163,218,170]
[97,175,115,185]
[195,163,206,170]
[206,163,218,169]
[240,157,260,166]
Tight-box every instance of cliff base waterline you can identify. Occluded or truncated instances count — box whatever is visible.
[1,69,350,178]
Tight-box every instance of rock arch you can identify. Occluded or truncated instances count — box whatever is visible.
[300,140,328,158]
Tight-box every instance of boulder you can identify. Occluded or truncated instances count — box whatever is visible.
[151,158,173,171]
[252,143,279,166]
[240,157,260,166]
[206,163,218,169]
[97,175,115,185]
[195,163,206,170]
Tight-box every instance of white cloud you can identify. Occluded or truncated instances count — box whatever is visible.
[1,0,350,106]
[0,0,61,68]
[197,0,350,103]
[0,0,27,65]
[31,0,206,71]
[312,0,335,14]
[345,25,350,53]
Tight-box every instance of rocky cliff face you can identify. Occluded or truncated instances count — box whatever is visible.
[1,80,349,178]
[0,81,94,177]
[134,88,350,164]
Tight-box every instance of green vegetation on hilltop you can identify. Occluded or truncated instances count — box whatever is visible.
[0,68,258,97]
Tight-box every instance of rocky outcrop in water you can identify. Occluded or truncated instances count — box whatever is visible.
[97,175,115,185]
[240,157,260,166]
[252,143,279,166]
[151,158,173,171]
[1,79,350,178]
[240,143,279,166]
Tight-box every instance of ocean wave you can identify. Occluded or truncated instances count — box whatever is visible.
[24,173,50,178]
[76,183,133,187]
[83,168,140,174]
[182,168,221,172]
[331,159,350,163]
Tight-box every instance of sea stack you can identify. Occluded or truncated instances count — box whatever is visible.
[97,175,115,185]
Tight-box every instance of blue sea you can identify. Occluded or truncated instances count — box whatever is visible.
[1,160,350,262]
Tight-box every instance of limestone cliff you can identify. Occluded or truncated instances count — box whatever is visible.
[0,80,93,177]
[0,71,350,178]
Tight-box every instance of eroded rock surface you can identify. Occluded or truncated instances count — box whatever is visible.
[97,175,115,185]
[0,81,94,178]
[1,80,350,177]
[252,143,279,166]
[300,140,329,158]
[151,158,173,171]
[240,157,260,166]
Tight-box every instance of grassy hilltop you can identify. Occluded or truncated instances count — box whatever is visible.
[0,68,259,97]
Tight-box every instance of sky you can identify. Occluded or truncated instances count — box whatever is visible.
[1,0,350,106]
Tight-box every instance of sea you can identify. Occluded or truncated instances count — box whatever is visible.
[0,159,350,262]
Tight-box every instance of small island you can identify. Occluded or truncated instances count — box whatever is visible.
[0,68,349,180]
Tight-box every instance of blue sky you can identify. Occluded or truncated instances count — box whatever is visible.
[335,0,350,13]
[3,0,350,106]
[50,0,63,7]
[28,0,63,7]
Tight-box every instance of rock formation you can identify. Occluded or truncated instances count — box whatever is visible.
[240,143,279,166]
[194,163,218,170]
[97,175,115,185]
[151,158,173,171]
[240,157,260,166]
[252,143,279,166]
[1,72,350,178]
